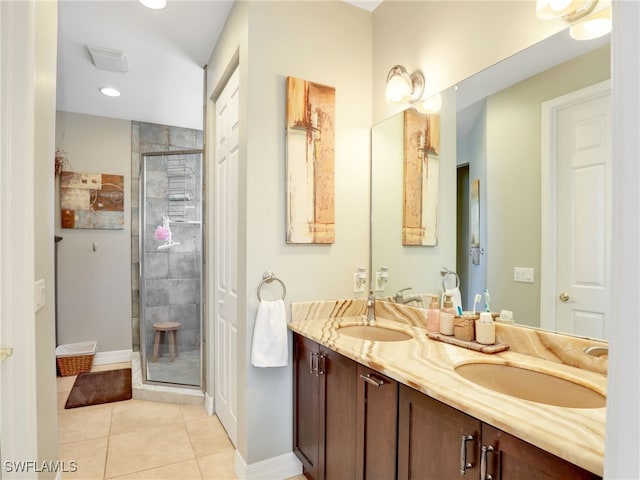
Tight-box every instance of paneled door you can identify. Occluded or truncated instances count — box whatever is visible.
[214,65,240,445]
[541,80,611,339]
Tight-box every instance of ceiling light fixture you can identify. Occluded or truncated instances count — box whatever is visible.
[385,65,425,105]
[569,5,612,40]
[138,0,167,10]
[99,87,121,97]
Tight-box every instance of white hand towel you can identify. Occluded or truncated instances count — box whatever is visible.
[251,299,288,367]
[442,287,463,312]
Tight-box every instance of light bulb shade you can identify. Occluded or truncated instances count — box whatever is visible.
[139,0,167,9]
[570,6,611,40]
[386,65,425,105]
[415,93,442,114]
[536,0,597,20]
[99,87,121,97]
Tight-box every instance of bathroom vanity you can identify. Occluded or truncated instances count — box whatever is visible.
[290,300,606,480]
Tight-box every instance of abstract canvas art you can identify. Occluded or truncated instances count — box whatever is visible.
[285,76,335,244]
[60,171,124,229]
[402,108,440,246]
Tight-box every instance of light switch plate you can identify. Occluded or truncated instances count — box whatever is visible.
[513,267,534,283]
[35,278,46,311]
[353,273,366,293]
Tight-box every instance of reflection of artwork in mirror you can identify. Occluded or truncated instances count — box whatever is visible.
[470,179,480,265]
[285,76,335,244]
[60,171,124,229]
[402,109,439,246]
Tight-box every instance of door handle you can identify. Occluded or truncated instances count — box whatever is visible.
[460,434,474,474]
[360,373,385,387]
[558,292,570,302]
[0,347,13,362]
[480,445,494,480]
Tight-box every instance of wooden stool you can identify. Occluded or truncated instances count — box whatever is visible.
[151,322,180,362]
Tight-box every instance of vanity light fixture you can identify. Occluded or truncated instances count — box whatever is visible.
[536,0,611,40]
[385,65,425,105]
[99,87,121,97]
[415,93,442,114]
[138,0,167,9]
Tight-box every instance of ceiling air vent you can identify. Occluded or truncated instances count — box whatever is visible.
[87,45,129,73]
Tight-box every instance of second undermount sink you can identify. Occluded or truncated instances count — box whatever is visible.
[337,325,413,342]
[454,362,606,409]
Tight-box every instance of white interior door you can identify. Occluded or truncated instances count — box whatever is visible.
[541,81,611,339]
[214,66,239,445]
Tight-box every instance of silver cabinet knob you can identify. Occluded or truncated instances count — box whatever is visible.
[558,292,570,302]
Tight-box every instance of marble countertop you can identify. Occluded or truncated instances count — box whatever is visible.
[288,312,606,476]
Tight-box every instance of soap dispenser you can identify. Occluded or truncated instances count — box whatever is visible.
[476,312,496,345]
[441,294,456,315]
[426,295,441,333]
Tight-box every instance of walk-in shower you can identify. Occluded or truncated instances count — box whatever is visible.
[140,150,203,388]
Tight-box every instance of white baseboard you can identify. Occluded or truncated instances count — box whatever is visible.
[205,391,215,415]
[93,349,133,366]
[234,451,302,480]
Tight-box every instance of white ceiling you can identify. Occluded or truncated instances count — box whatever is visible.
[56,0,234,130]
[56,1,380,131]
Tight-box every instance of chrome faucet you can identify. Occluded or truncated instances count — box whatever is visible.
[584,345,608,357]
[367,290,376,323]
[395,287,423,305]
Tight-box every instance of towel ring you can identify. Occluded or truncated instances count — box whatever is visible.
[257,271,286,301]
[440,268,460,291]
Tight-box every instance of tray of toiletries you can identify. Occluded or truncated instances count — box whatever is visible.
[427,332,509,354]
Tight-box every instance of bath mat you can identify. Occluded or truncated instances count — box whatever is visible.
[65,368,132,409]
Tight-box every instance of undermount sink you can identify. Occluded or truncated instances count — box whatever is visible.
[454,362,606,409]
[337,325,413,342]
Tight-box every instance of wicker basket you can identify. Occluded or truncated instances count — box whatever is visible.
[55,341,97,377]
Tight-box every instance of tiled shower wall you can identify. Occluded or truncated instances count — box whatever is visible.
[130,122,203,352]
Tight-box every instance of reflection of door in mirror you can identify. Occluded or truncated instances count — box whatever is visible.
[540,81,611,340]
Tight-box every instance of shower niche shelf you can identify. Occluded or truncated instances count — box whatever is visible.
[166,155,197,223]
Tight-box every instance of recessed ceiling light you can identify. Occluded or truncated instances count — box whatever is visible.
[138,0,167,9]
[99,87,121,97]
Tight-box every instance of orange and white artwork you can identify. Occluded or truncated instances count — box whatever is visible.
[60,171,124,229]
[285,76,335,244]
[402,108,440,246]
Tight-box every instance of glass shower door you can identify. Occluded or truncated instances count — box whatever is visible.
[140,150,203,387]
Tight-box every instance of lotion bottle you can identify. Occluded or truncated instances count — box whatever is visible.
[475,312,496,345]
[426,295,441,333]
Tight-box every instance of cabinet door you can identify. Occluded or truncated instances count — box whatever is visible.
[293,334,322,479]
[398,384,480,480]
[356,365,398,480]
[480,424,601,480]
[323,348,358,479]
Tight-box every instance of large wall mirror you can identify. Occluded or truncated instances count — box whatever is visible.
[371,28,610,341]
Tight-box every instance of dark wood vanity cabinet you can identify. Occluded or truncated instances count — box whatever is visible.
[293,334,600,480]
[293,333,357,480]
[397,383,601,480]
[356,365,398,480]
[397,384,480,480]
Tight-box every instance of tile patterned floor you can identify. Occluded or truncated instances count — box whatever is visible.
[58,362,305,480]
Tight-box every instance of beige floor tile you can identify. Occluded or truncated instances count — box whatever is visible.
[196,450,237,480]
[57,374,77,393]
[106,459,203,480]
[92,362,131,372]
[110,399,183,435]
[185,415,234,458]
[105,423,195,478]
[58,436,108,480]
[284,476,306,480]
[58,404,113,445]
[180,403,209,422]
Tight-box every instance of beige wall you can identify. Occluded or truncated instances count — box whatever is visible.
[372,1,566,123]
[34,1,60,476]
[486,46,610,327]
[206,0,372,465]
[54,112,132,353]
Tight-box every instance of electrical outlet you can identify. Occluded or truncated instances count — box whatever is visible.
[513,267,534,283]
[375,272,386,292]
[353,273,366,293]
